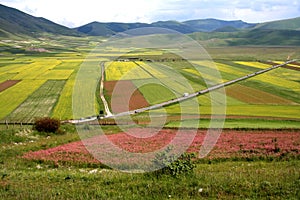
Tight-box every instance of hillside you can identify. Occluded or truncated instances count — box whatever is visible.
[1,3,300,46]
[74,19,255,36]
[254,17,300,30]
[76,22,151,36]
[183,18,256,32]
[0,4,80,37]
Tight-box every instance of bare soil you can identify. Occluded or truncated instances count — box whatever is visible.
[0,80,20,92]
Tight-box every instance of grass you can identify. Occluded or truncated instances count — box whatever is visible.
[165,118,300,129]
[0,124,299,199]
[0,160,299,199]
[137,83,176,105]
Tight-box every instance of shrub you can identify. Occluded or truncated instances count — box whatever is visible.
[34,117,61,134]
[153,146,196,177]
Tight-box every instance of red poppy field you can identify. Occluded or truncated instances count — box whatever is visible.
[23,129,300,166]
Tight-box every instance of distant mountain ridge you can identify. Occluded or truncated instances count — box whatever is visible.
[1,3,300,46]
[74,19,256,36]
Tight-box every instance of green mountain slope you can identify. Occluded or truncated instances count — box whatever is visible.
[0,4,80,37]
[74,19,256,36]
[255,17,300,30]
[183,19,256,32]
[75,22,151,36]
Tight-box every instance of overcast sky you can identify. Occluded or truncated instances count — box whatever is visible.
[1,0,300,28]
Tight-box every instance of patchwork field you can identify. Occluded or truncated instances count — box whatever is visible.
[7,80,66,123]
[103,59,300,125]
[0,48,299,126]
[0,56,85,121]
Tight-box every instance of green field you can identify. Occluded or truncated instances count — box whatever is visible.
[7,80,66,123]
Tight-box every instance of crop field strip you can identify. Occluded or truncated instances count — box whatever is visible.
[145,62,199,94]
[225,84,295,105]
[11,59,62,80]
[0,79,46,120]
[105,61,152,81]
[51,72,76,120]
[38,69,74,80]
[165,118,300,129]
[7,80,66,122]
[136,83,177,105]
[51,59,91,120]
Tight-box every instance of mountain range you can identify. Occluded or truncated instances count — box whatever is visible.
[1,3,300,45]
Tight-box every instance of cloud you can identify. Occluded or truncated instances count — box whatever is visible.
[1,0,299,27]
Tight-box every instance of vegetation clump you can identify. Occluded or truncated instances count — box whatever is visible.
[153,147,196,177]
[34,117,61,134]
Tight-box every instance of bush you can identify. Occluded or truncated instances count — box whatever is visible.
[34,117,61,134]
[153,147,196,177]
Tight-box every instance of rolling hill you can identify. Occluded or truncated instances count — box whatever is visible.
[74,19,256,36]
[0,4,80,37]
[1,3,300,46]
[254,17,300,30]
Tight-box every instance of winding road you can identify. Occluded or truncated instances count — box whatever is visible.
[72,59,297,123]
[99,62,113,117]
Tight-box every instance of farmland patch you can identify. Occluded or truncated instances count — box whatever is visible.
[135,82,177,105]
[226,84,296,104]
[7,80,66,122]
[105,61,151,81]
[0,80,20,92]
[104,80,149,113]
[52,73,76,120]
[38,69,74,80]
[0,79,46,120]
[234,61,271,69]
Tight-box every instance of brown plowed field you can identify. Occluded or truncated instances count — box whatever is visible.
[0,80,20,92]
[104,80,149,113]
[226,84,294,104]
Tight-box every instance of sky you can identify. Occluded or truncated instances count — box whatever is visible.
[1,0,300,28]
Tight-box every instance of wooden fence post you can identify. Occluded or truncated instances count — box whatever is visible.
[5,119,8,129]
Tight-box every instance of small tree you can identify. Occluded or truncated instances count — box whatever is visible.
[34,117,61,133]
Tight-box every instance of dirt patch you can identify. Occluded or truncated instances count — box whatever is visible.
[0,80,20,92]
[104,80,150,113]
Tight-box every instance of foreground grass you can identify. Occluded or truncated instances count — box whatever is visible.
[0,161,299,199]
[0,125,299,199]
